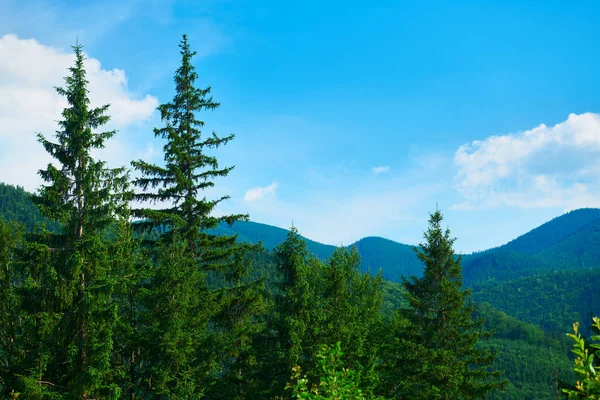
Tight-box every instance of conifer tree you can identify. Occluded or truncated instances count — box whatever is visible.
[392,210,505,399]
[206,250,271,399]
[19,42,127,398]
[317,246,383,392]
[109,203,149,399]
[0,219,24,396]
[131,33,247,245]
[249,226,316,398]
[131,34,250,396]
[275,227,319,367]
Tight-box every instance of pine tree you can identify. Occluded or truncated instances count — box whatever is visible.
[395,210,505,399]
[275,227,319,368]
[23,42,126,398]
[317,246,383,393]
[131,34,250,396]
[248,226,316,398]
[131,33,247,244]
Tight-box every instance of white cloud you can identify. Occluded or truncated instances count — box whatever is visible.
[453,112,600,210]
[244,181,278,202]
[372,166,390,174]
[0,34,159,190]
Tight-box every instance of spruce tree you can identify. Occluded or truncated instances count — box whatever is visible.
[275,227,319,367]
[206,250,271,399]
[395,210,505,399]
[131,34,250,396]
[0,219,24,396]
[23,42,126,398]
[317,246,383,393]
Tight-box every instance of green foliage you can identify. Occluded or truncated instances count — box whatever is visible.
[130,34,262,397]
[472,269,600,335]
[315,246,383,392]
[131,34,247,241]
[0,219,24,396]
[0,183,59,231]
[274,226,321,377]
[385,210,505,399]
[12,41,126,398]
[563,318,600,399]
[284,342,380,400]
[482,339,572,399]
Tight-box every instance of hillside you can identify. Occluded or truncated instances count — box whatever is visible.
[5,181,600,286]
[208,220,337,261]
[472,269,600,335]
[1,180,591,398]
[0,183,59,231]
[353,236,422,280]
[500,208,600,255]
[462,209,600,285]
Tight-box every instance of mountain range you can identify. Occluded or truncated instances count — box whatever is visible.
[211,208,600,285]
[4,181,600,286]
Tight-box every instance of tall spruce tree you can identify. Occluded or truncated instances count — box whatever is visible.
[275,227,319,367]
[393,210,505,399]
[22,42,126,398]
[131,34,250,396]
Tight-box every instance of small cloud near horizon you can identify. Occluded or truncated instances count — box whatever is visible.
[373,166,390,174]
[244,181,278,202]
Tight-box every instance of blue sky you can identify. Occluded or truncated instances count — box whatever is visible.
[2,0,600,252]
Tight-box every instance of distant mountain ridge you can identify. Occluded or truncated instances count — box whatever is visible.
[209,223,421,280]
[3,181,600,285]
[462,208,600,284]
[213,208,600,284]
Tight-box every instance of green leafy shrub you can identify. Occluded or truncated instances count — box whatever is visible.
[564,317,600,398]
[283,342,380,400]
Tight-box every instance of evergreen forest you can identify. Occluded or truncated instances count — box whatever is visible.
[1,35,600,399]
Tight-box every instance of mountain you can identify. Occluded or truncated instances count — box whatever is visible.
[210,224,424,279]
[0,181,590,398]
[500,208,600,255]
[0,182,59,231]
[5,180,600,287]
[462,209,600,285]
[208,220,337,261]
[352,236,422,280]
[471,268,600,335]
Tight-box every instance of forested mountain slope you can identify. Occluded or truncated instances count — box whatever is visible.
[1,180,592,399]
[210,207,600,285]
[209,220,337,260]
[499,208,600,255]
[472,269,600,335]
[0,183,59,231]
[462,209,600,284]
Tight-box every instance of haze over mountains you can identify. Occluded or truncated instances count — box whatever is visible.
[211,208,600,285]
[4,181,600,285]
